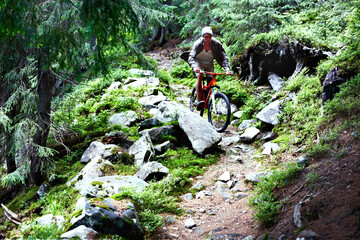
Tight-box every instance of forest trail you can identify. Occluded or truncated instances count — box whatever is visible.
[146,44,265,240]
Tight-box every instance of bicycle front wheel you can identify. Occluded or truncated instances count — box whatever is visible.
[208,92,231,132]
[190,86,204,117]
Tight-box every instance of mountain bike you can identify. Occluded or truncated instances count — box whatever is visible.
[189,72,231,133]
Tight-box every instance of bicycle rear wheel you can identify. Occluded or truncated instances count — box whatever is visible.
[208,92,231,132]
[190,86,204,116]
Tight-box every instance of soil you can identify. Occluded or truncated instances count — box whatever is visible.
[147,41,360,240]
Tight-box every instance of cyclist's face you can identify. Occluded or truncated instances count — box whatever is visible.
[203,33,212,44]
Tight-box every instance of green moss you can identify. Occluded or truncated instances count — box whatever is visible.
[90,181,104,187]
[7,186,39,211]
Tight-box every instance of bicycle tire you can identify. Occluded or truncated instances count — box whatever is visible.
[190,86,204,117]
[208,92,231,132]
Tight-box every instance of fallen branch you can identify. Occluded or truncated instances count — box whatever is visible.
[1,203,21,225]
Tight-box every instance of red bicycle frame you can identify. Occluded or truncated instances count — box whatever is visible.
[200,72,227,109]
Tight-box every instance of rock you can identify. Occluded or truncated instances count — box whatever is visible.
[218,171,231,182]
[230,103,238,113]
[154,141,171,155]
[164,215,176,224]
[219,135,240,147]
[261,132,275,141]
[61,225,98,239]
[67,156,114,196]
[138,118,160,131]
[36,214,65,227]
[196,190,213,199]
[234,193,248,200]
[242,235,254,240]
[178,110,222,155]
[227,180,236,189]
[240,127,260,142]
[297,230,319,239]
[230,119,239,125]
[128,68,155,77]
[123,77,160,90]
[181,193,193,200]
[294,202,302,228]
[139,125,178,143]
[80,141,118,164]
[261,142,280,155]
[184,218,196,228]
[129,133,155,167]
[238,119,256,131]
[108,111,138,127]
[233,111,244,119]
[138,95,168,109]
[268,72,284,91]
[154,101,187,123]
[256,100,281,125]
[134,161,169,182]
[143,87,160,96]
[191,181,204,190]
[296,155,309,166]
[70,198,144,240]
[245,170,271,183]
[37,183,48,199]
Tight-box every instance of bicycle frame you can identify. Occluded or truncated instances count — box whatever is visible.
[201,72,226,110]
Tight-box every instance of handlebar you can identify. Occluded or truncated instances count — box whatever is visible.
[203,72,228,76]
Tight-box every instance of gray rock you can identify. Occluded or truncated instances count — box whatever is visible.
[80,141,117,164]
[61,225,98,239]
[261,142,280,155]
[184,218,196,228]
[108,111,138,127]
[143,87,160,96]
[268,72,284,91]
[139,125,178,143]
[129,133,155,167]
[138,95,168,109]
[37,183,48,199]
[261,132,275,141]
[181,193,193,200]
[123,77,160,90]
[256,100,281,125]
[218,171,231,182]
[240,127,260,142]
[233,111,244,119]
[154,141,171,155]
[138,118,160,131]
[219,135,240,147]
[154,101,187,123]
[230,104,238,113]
[36,214,65,227]
[234,193,249,200]
[245,170,271,183]
[128,68,155,77]
[196,190,213,199]
[178,110,222,155]
[297,230,319,239]
[191,181,204,190]
[134,161,169,182]
[230,119,240,125]
[242,235,254,240]
[296,155,309,166]
[238,119,256,131]
[70,197,144,240]
[164,215,177,224]
[294,202,302,228]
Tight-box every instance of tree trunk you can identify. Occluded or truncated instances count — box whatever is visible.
[30,58,55,185]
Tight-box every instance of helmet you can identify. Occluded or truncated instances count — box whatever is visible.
[202,27,213,36]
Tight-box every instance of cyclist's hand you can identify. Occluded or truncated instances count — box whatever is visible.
[195,68,201,73]
[226,71,233,75]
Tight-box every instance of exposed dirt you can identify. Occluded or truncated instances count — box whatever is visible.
[148,41,360,240]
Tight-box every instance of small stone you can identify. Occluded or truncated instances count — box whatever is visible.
[164,216,176,224]
[235,193,249,200]
[296,155,308,166]
[170,233,179,238]
[191,181,204,190]
[218,171,231,182]
[199,208,206,213]
[185,218,196,228]
[297,230,319,239]
[181,193,193,200]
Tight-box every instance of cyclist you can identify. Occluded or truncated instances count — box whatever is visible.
[188,26,233,110]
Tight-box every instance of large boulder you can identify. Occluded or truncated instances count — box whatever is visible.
[70,197,144,240]
[138,95,169,109]
[178,110,222,155]
[154,101,187,123]
[129,133,155,167]
[123,77,159,90]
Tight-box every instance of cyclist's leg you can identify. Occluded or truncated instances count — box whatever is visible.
[195,62,214,110]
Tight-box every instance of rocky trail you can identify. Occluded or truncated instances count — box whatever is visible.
[147,47,271,240]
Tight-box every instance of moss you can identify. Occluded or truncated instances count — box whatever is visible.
[90,181,104,187]
[7,186,39,211]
